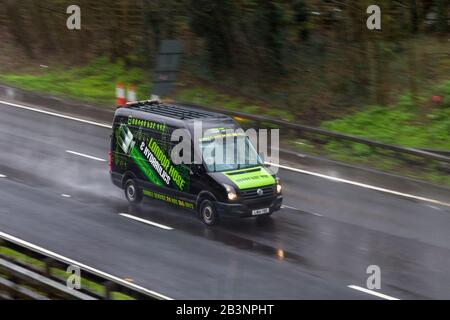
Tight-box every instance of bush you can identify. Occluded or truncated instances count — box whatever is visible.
[321,83,450,151]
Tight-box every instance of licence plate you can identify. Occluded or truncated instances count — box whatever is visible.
[252,208,270,216]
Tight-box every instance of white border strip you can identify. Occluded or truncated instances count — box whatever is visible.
[0,230,172,300]
[0,174,6,178]
[267,162,450,208]
[66,150,106,162]
[1,99,448,208]
[348,285,400,300]
[0,100,112,128]
[119,213,173,231]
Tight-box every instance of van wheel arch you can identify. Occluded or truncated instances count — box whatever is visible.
[124,178,143,204]
[121,171,138,189]
[196,191,217,213]
[198,196,219,226]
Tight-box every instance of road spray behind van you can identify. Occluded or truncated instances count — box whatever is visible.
[110,100,282,225]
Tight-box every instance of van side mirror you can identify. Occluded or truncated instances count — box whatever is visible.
[189,164,204,175]
[195,164,205,174]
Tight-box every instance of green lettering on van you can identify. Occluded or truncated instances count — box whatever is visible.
[143,189,195,209]
[223,166,275,190]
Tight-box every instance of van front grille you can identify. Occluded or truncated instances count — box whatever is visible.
[240,186,275,200]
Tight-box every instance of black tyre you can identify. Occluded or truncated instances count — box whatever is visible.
[199,199,219,226]
[124,179,143,204]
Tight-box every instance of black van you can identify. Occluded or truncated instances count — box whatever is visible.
[110,100,282,225]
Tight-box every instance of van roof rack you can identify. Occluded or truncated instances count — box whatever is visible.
[126,100,226,121]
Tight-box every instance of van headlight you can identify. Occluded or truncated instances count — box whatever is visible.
[223,184,237,201]
[276,178,282,193]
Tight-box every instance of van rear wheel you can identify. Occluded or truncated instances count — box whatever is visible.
[199,200,219,226]
[124,179,142,204]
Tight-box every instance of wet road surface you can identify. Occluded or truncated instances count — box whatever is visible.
[0,101,449,299]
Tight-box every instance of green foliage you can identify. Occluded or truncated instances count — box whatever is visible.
[175,87,295,120]
[176,87,239,109]
[0,246,45,269]
[241,105,261,114]
[0,57,151,104]
[322,89,450,151]
[0,58,285,119]
[266,108,295,121]
[319,83,450,185]
[2,1,450,118]
[437,80,450,105]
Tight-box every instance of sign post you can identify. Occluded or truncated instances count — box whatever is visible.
[151,40,183,99]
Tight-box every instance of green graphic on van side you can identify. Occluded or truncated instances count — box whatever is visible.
[116,124,163,186]
[223,166,275,189]
[130,147,164,186]
[116,123,188,191]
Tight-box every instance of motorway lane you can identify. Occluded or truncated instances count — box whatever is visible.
[0,101,450,299]
[0,177,371,299]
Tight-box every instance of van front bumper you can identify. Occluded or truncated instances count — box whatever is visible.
[215,195,283,218]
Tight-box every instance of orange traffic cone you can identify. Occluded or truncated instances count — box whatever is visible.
[127,84,136,103]
[116,83,126,106]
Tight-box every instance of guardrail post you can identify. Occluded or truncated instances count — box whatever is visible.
[6,272,18,299]
[104,281,116,299]
[43,258,53,277]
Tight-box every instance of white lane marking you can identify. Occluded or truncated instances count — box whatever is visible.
[0,100,112,128]
[281,204,300,210]
[308,211,323,217]
[0,174,6,178]
[281,205,323,217]
[2,99,448,208]
[66,150,106,162]
[119,213,173,231]
[348,285,400,300]
[0,230,172,300]
[426,205,442,211]
[267,162,450,208]
[61,194,71,198]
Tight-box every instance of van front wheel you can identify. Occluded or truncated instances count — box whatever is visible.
[199,200,219,226]
[124,179,142,204]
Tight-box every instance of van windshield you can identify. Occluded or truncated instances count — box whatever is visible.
[199,134,262,172]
